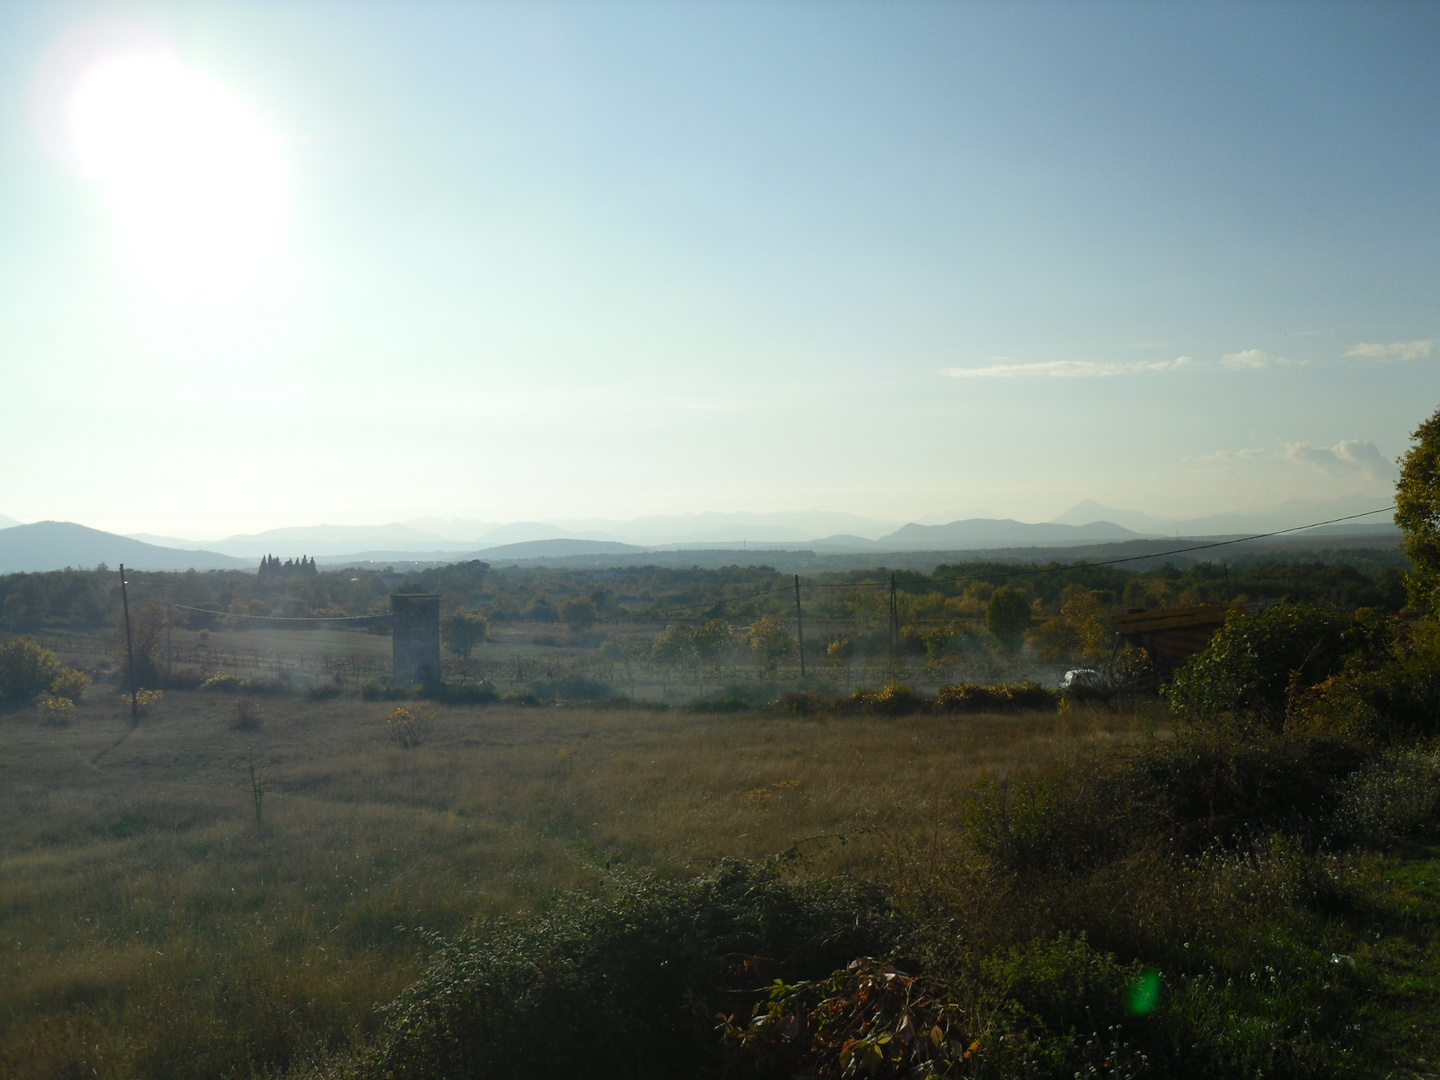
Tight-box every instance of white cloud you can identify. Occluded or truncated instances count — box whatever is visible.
[1284,439,1395,482]
[942,356,1193,379]
[1344,340,1434,363]
[1220,348,1307,370]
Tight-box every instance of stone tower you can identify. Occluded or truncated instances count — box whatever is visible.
[390,593,441,687]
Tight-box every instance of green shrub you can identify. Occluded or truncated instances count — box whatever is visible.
[1334,742,1440,843]
[361,862,895,1080]
[1167,601,1353,727]
[49,668,91,702]
[0,636,62,709]
[360,678,407,701]
[849,682,925,716]
[937,681,1060,714]
[200,671,246,693]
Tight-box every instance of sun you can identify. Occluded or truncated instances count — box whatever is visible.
[67,48,285,328]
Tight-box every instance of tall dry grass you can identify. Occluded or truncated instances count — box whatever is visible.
[0,689,1156,1078]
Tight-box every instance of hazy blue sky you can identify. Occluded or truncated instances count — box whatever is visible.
[0,1,1434,537]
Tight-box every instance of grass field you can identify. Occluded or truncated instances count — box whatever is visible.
[0,688,1152,1078]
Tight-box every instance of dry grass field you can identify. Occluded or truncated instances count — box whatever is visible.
[0,688,1159,1078]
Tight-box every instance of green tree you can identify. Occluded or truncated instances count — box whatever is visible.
[442,612,489,659]
[561,596,598,633]
[1396,407,1440,613]
[0,636,62,708]
[651,625,696,666]
[691,619,731,659]
[985,586,1033,652]
[747,615,794,676]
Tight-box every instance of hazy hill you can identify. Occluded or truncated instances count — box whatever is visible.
[877,518,1143,551]
[0,522,249,574]
[1052,494,1396,536]
[474,538,646,560]
[0,514,23,530]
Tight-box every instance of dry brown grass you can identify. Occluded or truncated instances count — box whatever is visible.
[0,689,1160,1079]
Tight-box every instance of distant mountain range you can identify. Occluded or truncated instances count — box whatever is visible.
[0,495,1398,575]
[0,522,248,575]
[1050,493,1396,537]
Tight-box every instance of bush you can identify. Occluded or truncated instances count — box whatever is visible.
[0,636,62,709]
[848,682,926,716]
[360,678,408,701]
[937,681,1059,714]
[200,671,247,693]
[361,862,895,1080]
[688,695,751,714]
[530,676,613,701]
[432,680,499,706]
[232,699,263,731]
[1334,742,1440,843]
[306,682,342,701]
[777,690,836,716]
[1167,601,1352,727]
[386,706,433,749]
[49,668,91,702]
[36,695,75,724]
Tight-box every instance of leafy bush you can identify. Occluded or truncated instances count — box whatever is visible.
[849,682,925,716]
[232,699,263,732]
[36,695,75,723]
[360,863,894,1080]
[688,694,752,714]
[530,676,613,701]
[49,668,91,702]
[201,671,246,693]
[386,706,433,749]
[937,681,1059,714]
[432,680,499,706]
[777,690,835,716]
[1167,601,1353,727]
[360,678,408,701]
[1334,742,1440,843]
[0,636,62,709]
[306,682,343,701]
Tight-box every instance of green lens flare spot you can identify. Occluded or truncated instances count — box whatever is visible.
[1127,968,1161,1015]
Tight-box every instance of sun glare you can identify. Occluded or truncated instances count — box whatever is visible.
[67,49,285,328]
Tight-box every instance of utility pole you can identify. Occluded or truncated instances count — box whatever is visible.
[888,573,898,651]
[119,565,138,725]
[793,574,806,678]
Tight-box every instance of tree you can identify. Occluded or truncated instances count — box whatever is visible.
[651,625,696,666]
[985,586,1032,652]
[561,596,598,633]
[442,612,489,659]
[747,615,794,676]
[0,636,62,708]
[1396,407,1440,614]
[691,619,731,659]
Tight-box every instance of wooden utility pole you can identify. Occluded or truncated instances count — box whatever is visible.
[793,574,806,678]
[888,573,898,651]
[119,565,138,725]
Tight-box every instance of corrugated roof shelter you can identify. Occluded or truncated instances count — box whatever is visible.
[391,593,440,687]
[1112,603,1244,667]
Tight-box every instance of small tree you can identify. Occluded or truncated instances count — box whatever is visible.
[442,612,489,659]
[0,637,62,708]
[747,615,794,676]
[561,596,598,633]
[1396,407,1440,614]
[985,586,1032,653]
[651,625,696,666]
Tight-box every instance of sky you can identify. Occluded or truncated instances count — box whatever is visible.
[0,1,1434,539]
